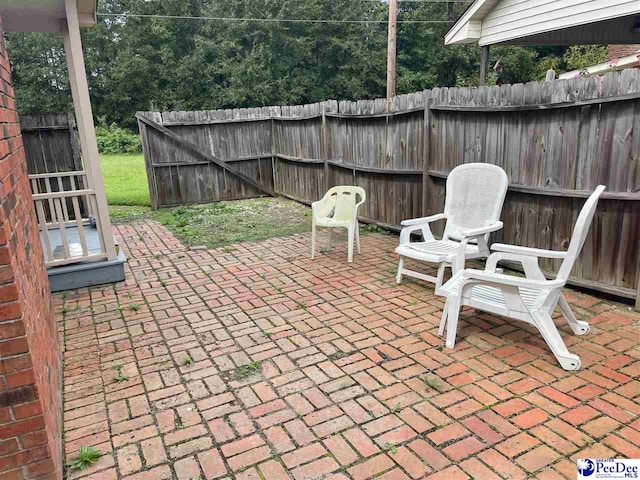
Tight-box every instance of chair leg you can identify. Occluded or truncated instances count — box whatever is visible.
[347,225,354,263]
[532,312,581,371]
[311,223,316,259]
[445,295,461,349]
[329,228,334,249]
[435,263,446,290]
[558,294,590,335]
[438,298,449,337]
[355,223,361,254]
[396,257,404,284]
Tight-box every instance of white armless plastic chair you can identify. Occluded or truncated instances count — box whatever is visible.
[311,186,366,263]
[396,163,508,289]
[436,186,606,371]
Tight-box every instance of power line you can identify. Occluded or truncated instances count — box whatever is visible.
[97,12,452,24]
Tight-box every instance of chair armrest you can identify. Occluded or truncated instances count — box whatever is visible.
[490,243,567,259]
[485,252,547,280]
[312,197,335,219]
[458,221,503,238]
[400,213,445,227]
[449,222,503,274]
[399,223,429,244]
[462,268,564,289]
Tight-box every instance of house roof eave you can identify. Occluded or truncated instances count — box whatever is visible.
[444,0,499,46]
[0,0,98,32]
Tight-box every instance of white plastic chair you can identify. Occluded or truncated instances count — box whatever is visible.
[396,163,508,289]
[436,185,606,371]
[311,186,366,263]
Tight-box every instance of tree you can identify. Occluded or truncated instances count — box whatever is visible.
[6,0,572,129]
[563,45,608,71]
[6,32,71,114]
[189,0,388,106]
[81,0,209,127]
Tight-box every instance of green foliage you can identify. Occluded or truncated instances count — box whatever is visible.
[112,363,129,383]
[5,32,72,114]
[233,361,262,380]
[60,302,79,314]
[383,442,398,454]
[108,205,151,223]
[534,55,561,81]
[563,45,608,71]
[69,446,102,470]
[422,376,443,390]
[6,0,577,130]
[364,224,389,235]
[95,118,142,154]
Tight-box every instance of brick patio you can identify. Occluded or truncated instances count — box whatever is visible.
[59,220,640,480]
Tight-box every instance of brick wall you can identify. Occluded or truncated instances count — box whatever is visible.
[608,44,640,60]
[0,15,62,480]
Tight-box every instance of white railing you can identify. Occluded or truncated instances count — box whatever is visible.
[29,171,109,268]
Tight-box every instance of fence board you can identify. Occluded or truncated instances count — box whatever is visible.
[138,70,640,304]
[20,113,90,217]
[21,113,81,174]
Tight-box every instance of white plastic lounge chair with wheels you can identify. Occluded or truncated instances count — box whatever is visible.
[436,185,605,371]
[311,186,366,263]
[396,163,508,289]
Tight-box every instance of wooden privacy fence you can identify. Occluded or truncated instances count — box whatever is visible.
[21,113,81,174]
[20,113,92,220]
[137,69,640,306]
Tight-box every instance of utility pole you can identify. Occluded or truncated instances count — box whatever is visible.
[386,0,397,100]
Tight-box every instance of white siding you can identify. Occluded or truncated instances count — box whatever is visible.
[445,0,498,44]
[479,0,640,45]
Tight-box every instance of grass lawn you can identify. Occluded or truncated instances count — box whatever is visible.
[101,154,385,248]
[101,154,150,206]
[100,153,315,245]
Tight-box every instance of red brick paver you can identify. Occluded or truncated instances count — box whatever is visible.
[58,220,640,479]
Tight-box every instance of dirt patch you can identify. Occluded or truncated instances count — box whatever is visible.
[151,197,313,248]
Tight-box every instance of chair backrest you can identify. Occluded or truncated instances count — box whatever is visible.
[443,163,509,240]
[556,185,605,281]
[326,186,366,221]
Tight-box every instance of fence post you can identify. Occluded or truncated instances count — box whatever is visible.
[271,115,277,195]
[422,98,434,216]
[321,105,329,192]
[635,264,640,312]
[137,115,158,210]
